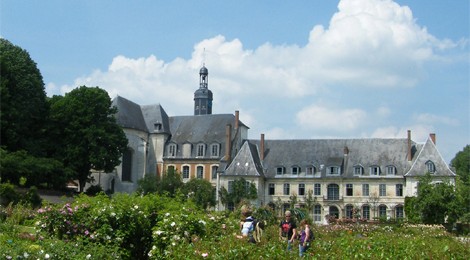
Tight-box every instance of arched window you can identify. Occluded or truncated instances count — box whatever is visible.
[197,166,204,179]
[379,205,387,218]
[386,165,396,175]
[425,160,436,173]
[354,165,364,176]
[182,165,190,179]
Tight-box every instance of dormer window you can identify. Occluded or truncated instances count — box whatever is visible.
[354,165,364,176]
[292,166,300,175]
[327,166,340,175]
[211,143,220,157]
[196,143,205,157]
[386,165,397,175]
[426,160,436,173]
[306,165,316,175]
[154,122,162,131]
[276,166,285,175]
[168,144,177,157]
[370,166,380,176]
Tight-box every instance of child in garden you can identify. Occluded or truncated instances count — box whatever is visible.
[298,219,313,257]
[237,205,257,243]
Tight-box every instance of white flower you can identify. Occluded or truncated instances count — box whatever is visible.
[110,212,116,217]
[171,222,176,227]
[154,230,164,235]
[202,253,209,258]
[134,205,138,209]
[165,212,170,217]
[45,254,50,259]
[86,254,92,259]
[23,252,29,258]
[199,220,206,225]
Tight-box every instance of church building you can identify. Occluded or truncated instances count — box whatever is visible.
[91,66,455,223]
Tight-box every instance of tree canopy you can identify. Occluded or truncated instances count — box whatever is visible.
[218,177,257,208]
[0,38,48,156]
[182,178,216,210]
[48,86,128,191]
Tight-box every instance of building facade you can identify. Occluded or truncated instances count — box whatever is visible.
[91,66,455,223]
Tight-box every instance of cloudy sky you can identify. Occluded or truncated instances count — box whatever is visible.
[2,0,469,163]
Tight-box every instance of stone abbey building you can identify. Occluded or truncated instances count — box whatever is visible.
[92,66,455,224]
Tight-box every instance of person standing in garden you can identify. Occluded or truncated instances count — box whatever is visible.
[279,210,297,251]
[298,219,313,257]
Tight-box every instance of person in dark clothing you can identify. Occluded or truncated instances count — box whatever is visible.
[279,210,297,251]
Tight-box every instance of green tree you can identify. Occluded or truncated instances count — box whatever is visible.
[451,145,470,184]
[450,145,470,223]
[159,168,184,197]
[415,173,458,224]
[0,39,48,156]
[48,86,128,192]
[218,177,257,208]
[182,178,216,210]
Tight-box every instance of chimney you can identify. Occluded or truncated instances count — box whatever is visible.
[407,130,412,161]
[235,110,239,129]
[430,133,436,145]
[260,134,265,161]
[343,146,349,156]
[225,124,232,161]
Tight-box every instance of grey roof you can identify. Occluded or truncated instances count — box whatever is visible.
[222,141,264,177]
[406,137,455,177]
[141,104,170,134]
[246,138,427,178]
[112,96,148,131]
[168,114,245,144]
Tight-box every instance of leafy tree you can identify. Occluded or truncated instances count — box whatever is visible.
[182,178,216,210]
[415,173,458,224]
[450,145,470,223]
[0,148,69,189]
[48,86,128,192]
[303,189,316,216]
[218,177,257,209]
[0,39,48,156]
[158,168,184,197]
[451,145,470,184]
[137,174,159,195]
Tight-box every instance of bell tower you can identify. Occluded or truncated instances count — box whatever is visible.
[194,65,213,115]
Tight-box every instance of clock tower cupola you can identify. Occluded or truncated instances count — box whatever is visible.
[194,65,213,115]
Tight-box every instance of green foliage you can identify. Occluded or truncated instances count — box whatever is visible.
[158,168,184,197]
[0,148,68,189]
[0,38,48,156]
[1,195,470,259]
[85,185,104,196]
[181,178,216,210]
[137,174,159,195]
[218,177,257,208]
[0,183,18,206]
[48,86,128,191]
[451,145,470,184]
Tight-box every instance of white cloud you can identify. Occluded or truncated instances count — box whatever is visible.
[371,125,433,141]
[296,105,366,131]
[414,113,459,126]
[53,0,458,110]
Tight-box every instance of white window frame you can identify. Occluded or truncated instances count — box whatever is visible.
[298,183,305,196]
[362,184,369,196]
[327,166,340,175]
[370,166,380,176]
[292,166,300,175]
[168,144,177,157]
[182,165,190,179]
[283,183,290,195]
[211,143,220,157]
[196,166,204,179]
[314,183,321,196]
[379,184,386,196]
[354,165,364,176]
[276,167,285,175]
[426,160,436,173]
[196,144,205,157]
[386,165,396,176]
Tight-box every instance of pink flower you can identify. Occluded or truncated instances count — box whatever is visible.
[202,253,208,258]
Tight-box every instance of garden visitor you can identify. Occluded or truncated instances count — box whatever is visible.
[298,219,313,257]
[237,205,257,243]
[279,210,297,251]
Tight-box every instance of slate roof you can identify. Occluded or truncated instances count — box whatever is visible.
[244,138,453,178]
[406,137,455,177]
[222,141,264,177]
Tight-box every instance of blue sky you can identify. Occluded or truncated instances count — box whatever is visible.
[2,0,469,163]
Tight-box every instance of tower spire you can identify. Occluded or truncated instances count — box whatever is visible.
[193,65,213,115]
